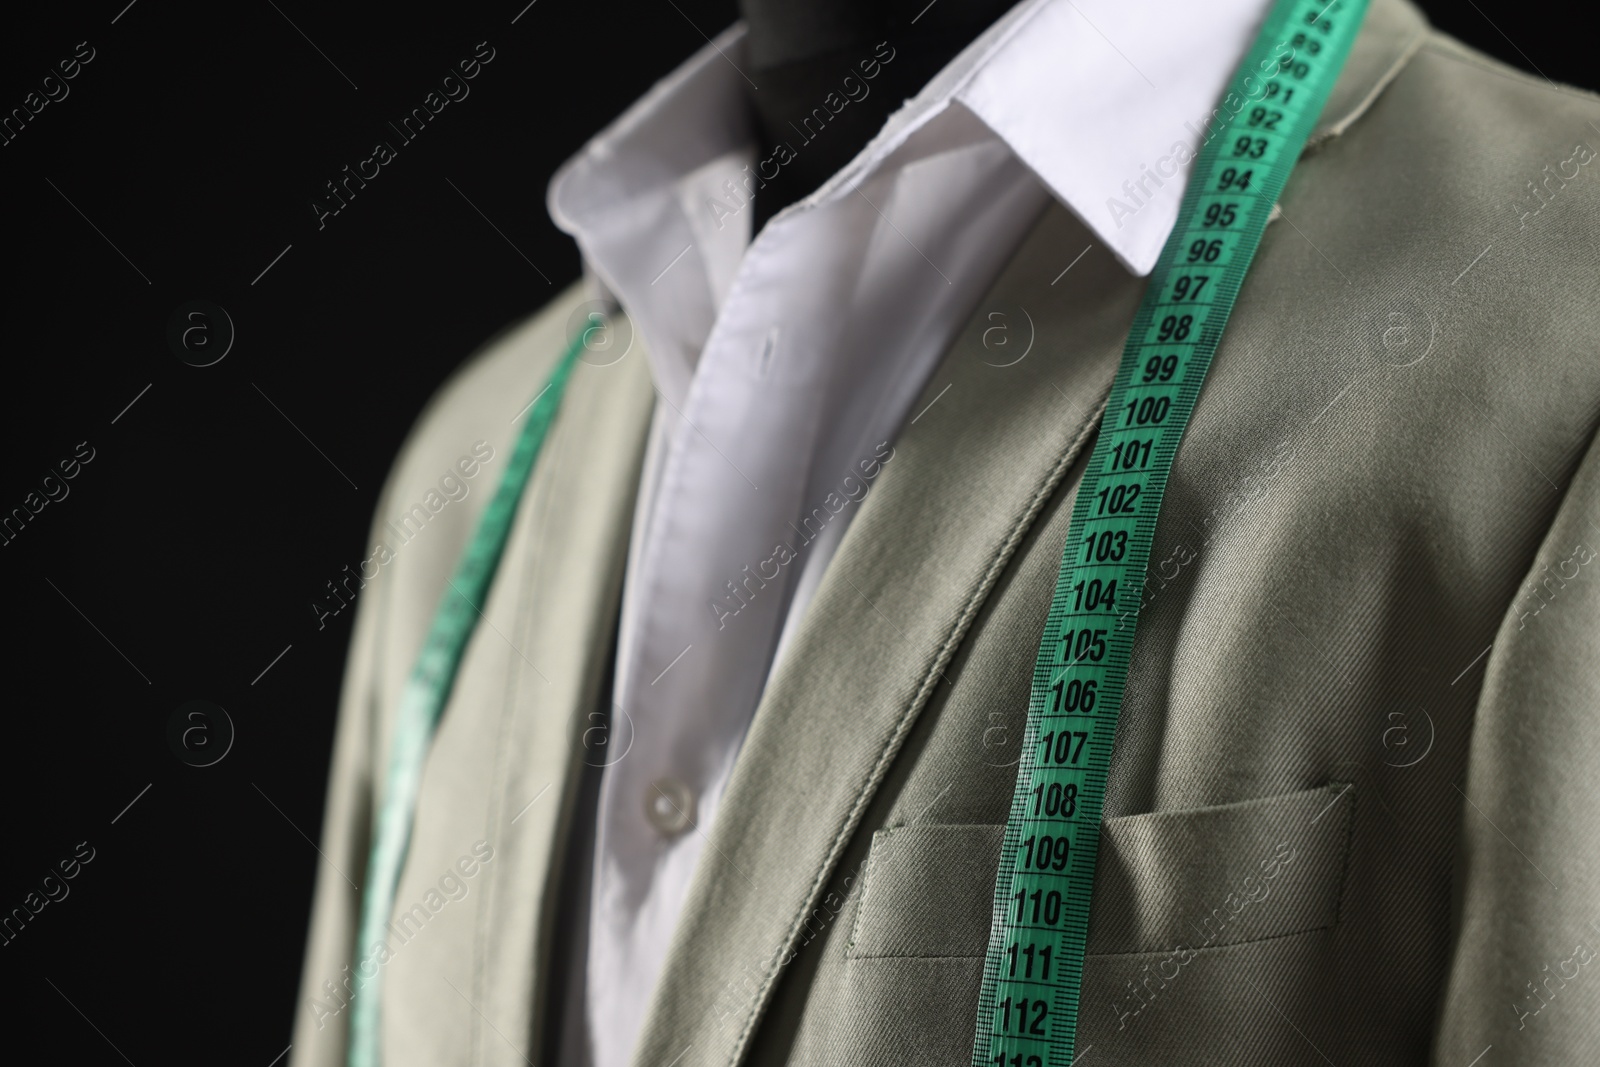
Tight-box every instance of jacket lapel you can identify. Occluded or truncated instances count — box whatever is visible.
[629,2,1428,1065]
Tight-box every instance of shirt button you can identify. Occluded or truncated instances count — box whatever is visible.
[645,777,696,836]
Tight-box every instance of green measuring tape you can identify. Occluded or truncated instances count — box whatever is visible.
[347,330,587,1067]
[970,2,1366,1063]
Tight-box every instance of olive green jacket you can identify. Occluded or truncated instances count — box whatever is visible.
[291,2,1600,1063]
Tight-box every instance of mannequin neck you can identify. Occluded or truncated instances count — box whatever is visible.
[737,0,1020,233]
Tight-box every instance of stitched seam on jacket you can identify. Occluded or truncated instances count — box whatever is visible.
[1305,30,1427,153]
[848,951,992,962]
[1079,920,1341,960]
[729,387,1113,1066]
[845,829,891,957]
[846,920,1340,963]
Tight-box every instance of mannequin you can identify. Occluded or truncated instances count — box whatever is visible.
[738,0,1023,232]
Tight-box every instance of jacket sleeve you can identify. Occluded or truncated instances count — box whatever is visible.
[1433,423,1600,1064]
[288,476,398,1067]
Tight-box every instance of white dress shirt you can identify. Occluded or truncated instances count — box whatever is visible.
[545,0,1271,1062]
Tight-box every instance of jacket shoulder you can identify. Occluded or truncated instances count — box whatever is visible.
[1395,28,1600,210]
[378,282,592,514]
[1417,29,1600,117]
[1315,25,1600,384]
[342,283,600,631]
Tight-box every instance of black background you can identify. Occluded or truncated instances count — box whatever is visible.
[0,1,1589,1062]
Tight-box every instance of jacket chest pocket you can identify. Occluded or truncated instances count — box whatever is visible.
[831,783,1355,1066]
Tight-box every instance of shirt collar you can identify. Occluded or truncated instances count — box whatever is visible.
[548,0,1272,393]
